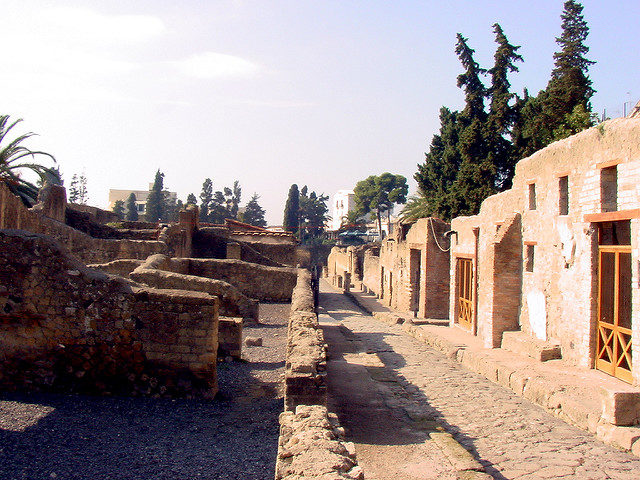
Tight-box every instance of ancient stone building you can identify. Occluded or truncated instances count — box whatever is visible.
[328,217,450,319]
[450,118,640,385]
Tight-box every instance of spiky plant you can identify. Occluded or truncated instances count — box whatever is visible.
[0,115,57,206]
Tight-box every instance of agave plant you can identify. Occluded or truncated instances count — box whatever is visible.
[0,115,58,206]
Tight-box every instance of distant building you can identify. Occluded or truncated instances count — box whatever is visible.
[108,185,178,215]
[331,190,355,231]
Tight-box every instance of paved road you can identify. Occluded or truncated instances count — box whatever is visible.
[319,281,640,480]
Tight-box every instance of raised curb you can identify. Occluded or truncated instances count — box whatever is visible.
[346,287,640,457]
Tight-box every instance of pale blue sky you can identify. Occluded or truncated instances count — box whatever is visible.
[3,1,638,224]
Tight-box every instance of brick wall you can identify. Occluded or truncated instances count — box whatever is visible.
[0,230,219,397]
[449,118,640,384]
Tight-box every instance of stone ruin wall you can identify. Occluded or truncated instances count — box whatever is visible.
[373,218,450,317]
[362,247,381,296]
[275,269,363,480]
[451,118,640,380]
[0,182,169,264]
[126,254,259,323]
[189,258,298,302]
[0,229,219,397]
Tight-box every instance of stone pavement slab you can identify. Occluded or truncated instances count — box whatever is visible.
[320,280,640,480]
[346,284,640,455]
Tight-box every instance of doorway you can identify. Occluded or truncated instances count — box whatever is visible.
[596,221,632,383]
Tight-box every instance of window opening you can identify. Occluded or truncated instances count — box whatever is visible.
[528,183,536,210]
[559,176,569,215]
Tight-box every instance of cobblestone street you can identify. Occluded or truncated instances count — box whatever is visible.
[319,281,640,480]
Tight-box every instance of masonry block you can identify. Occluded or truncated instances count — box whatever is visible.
[601,389,640,426]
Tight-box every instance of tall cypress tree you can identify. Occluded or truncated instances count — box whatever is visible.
[486,23,523,191]
[414,107,461,220]
[125,192,139,221]
[283,184,300,234]
[544,0,595,139]
[145,170,166,222]
[199,178,213,222]
[450,34,494,216]
[513,0,595,159]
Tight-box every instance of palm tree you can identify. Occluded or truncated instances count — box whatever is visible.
[400,188,432,223]
[0,115,58,206]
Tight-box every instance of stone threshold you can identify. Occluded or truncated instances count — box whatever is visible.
[344,286,640,457]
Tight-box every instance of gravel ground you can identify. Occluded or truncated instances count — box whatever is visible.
[0,303,290,480]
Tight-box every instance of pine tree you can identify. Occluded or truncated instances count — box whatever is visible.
[125,192,139,221]
[486,23,523,191]
[112,200,125,220]
[241,193,267,227]
[199,178,213,222]
[68,174,79,203]
[145,169,166,222]
[186,193,197,205]
[283,184,300,234]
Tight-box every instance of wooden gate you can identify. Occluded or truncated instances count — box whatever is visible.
[457,258,474,331]
[596,245,632,383]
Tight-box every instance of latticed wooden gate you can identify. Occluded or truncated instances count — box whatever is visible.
[457,257,474,331]
[596,245,632,383]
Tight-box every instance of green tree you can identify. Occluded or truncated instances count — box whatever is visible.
[486,23,523,191]
[450,34,495,216]
[223,180,242,219]
[299,188,330,240]
[240,193,267,227]
[145,169,166,222]
[283,184,300,234]
[68,173,88,204]
[513,1,595,158]
[353,173,408,236]
[112,200,125,220]
[0,115,57,206]
[414,107,461,220]
[186,193,197,205]
[199,178,213,222]
[125,192,139,221]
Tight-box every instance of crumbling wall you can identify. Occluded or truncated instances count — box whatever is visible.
[276,272,362,479]
[275,405,362,480]
[189,258,297,302]
[129,254,259,322]
[0,230,219,397]
[362,247,381,296]
[449,118,640,382]
[284,269,326,411]
[0,182,168,264]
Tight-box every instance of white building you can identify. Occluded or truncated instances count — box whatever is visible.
[331,190,355,230]
[108,186,178,215]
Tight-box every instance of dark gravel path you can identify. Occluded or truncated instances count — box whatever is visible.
[0,303,289,480]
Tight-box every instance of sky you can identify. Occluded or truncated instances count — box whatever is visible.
[3,0,639,225]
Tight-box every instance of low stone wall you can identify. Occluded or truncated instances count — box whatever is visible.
[189,258,298,302]
[284,269,326,411]
[128,254,259,322]
[218,317,243,359]
[275,405,363,480]
[277,274,362,479]
[0,230,219,397]
[0,182,168,264]
[88,259,144,277]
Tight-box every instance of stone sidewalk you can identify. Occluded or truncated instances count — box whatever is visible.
[319,280,640,479]
[345,283,640,457]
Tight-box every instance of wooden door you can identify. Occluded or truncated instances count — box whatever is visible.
[457,258,474,331]
[596,246,632,383]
